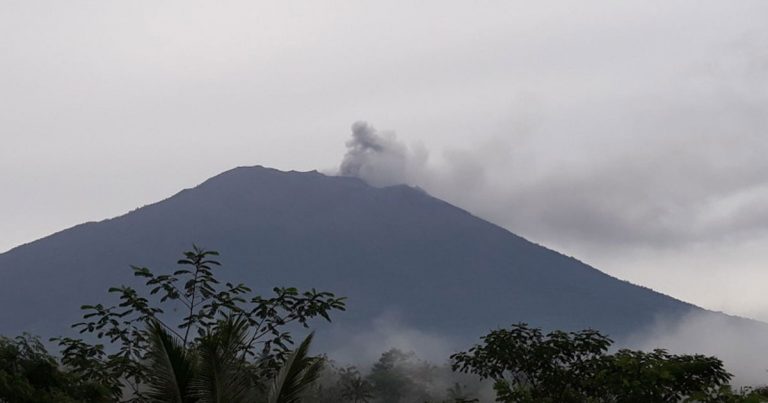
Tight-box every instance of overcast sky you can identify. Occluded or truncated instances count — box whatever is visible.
[2,1,768,320]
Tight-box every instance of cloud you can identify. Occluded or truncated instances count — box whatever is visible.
[333,44,768,317]
[338,88,768,251]
[322,312,456,368]
[325,312,768,388]
[332,22,768,253]
[318,312,498,401]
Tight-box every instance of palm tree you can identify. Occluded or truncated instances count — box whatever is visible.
[145,319,196,403]
[339,374,374,403]
[143,317,321,403]
[266,333,323,403]
[189,317,253,403]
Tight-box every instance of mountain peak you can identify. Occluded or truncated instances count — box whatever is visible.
[0,165,706,342]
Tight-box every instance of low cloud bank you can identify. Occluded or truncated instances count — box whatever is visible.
[323,312,457,368]
[319,312,768,395]
[318,313,495,401]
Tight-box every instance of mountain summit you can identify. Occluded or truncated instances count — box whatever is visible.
[0,166,703,340]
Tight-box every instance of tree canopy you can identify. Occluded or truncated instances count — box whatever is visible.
[53,246,345,402]
[450,323,766,403]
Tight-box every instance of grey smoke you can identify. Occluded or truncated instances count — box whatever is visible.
[337,115,768,251]
[339,122,388,177]
[339,121,428,188]
[334,30,768,251]
[335,93,768,319]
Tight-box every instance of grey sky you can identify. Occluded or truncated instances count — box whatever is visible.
[2,1,768,319]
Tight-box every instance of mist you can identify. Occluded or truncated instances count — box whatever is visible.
[315,312,768,397]
[324,313,457,368]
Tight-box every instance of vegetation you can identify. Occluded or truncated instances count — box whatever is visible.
[451,323,768,402]
[0,334,111,402]
[305,352,482,403]
[2,246,768,402]
[53,246,344,402]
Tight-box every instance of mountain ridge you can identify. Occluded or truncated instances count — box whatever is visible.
[0,165,754,343]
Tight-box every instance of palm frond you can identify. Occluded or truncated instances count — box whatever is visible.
[145,319,195,403]
[268,332,324,403]
[189,315,253,403]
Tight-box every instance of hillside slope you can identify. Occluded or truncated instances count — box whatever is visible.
[0,166,706,341]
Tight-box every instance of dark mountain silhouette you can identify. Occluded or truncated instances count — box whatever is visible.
[0,166,741,343]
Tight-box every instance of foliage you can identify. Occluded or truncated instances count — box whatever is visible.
[144,319,195,403]
[305,352,484,403]
[451,323,608,402]
[451,323,742,403]
[368,349,430,403]
[303,364,375,403]
[140,315,322,403]
[592,348,732,402]
[267,332,324,403]
[53,246,345,402]
[0,334,111,403]
[338,367,375,403]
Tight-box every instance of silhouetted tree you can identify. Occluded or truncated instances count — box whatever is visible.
[0,334,111,402]
[452,323,737,403]
[53,246,345,402]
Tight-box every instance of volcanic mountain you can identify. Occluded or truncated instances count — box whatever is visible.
[0,166,721,342]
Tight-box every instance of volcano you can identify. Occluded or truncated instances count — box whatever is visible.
[0,166,726,342]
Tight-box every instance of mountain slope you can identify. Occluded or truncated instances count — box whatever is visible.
[0,166,713,341]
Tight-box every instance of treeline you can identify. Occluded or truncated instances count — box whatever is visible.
[1,247,767,402]
[308,349,485,402]
[305,325,768,402]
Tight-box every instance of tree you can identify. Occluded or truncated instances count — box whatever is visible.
[141,315,325,403]
[451,323,609,402]
[143,316,252,402]
[338,367,374,403]
[0,334,111,403]
[301,364,375,403]
[592,348,732,402]
[451,323,737,403]
[367,349,438,403]
[54,246,345,402]
[267,331,324,403]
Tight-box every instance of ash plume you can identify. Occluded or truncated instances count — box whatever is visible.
[338,121,427,187]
